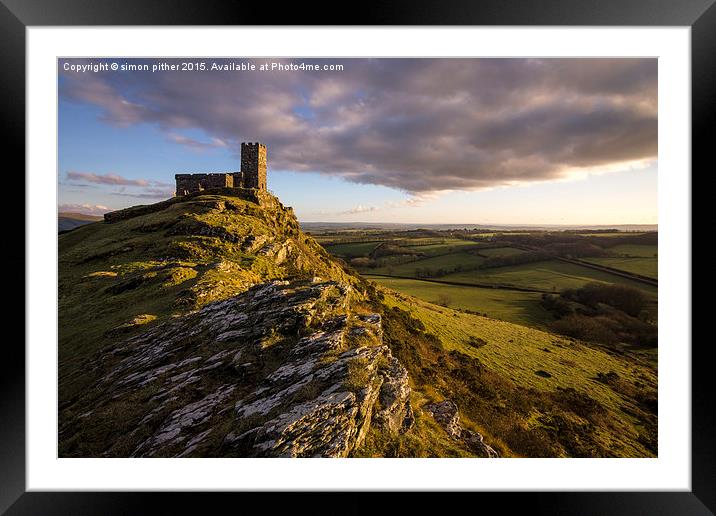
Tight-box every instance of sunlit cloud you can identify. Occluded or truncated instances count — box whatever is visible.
[110,187,176,199]
[166,132,228,151]
[65,171,171,187]
[58,203,111,215]
[341,204,379,215]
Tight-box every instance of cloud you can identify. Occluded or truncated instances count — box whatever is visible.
[65,171,171,187]
[387,193,440,208]
[64,171,175,201]
[58,203,110,215]
[110,187,175,199]
[166,132,228,151]
[340,204,379,215]
[313,193,438,217]
[60,58,657,195]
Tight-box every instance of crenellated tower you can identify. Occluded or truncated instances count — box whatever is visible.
[241,142,267,190]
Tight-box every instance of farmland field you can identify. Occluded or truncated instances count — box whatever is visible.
[583,256,657,279]
[323,241,380,257]
[608,244,658,257]
[370,252,484,276]
[441,259,657,296]
[577,232,644,237]
[401,239,480,255]
[366,275,552,328]
[477,247,526,258]
[582,244,657,278]
[319,228,658,331]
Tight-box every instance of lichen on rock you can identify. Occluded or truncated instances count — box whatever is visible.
[60,278,414,458]
[424,400,498,458]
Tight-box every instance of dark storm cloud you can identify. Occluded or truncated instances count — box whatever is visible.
[59,58,657,194]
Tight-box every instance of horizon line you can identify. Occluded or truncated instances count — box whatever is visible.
[298,221,658,228]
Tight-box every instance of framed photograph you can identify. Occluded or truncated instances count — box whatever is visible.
[5,0,708,513]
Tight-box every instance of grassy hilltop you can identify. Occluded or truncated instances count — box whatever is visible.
[58,190,657,457]
[59,189,355,403]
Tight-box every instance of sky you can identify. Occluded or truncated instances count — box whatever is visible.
[58,58,657,225]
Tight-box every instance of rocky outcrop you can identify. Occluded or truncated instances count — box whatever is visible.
[424,400,498,458]
[59,278,413,458]
[372,354,414,434]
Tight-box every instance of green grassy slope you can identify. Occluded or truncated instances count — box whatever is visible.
[367,288,657,457]
[58,191,357,403]
[365,275,552,328]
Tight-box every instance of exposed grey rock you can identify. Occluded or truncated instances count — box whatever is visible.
[424,400,462,437]
[374,356,413,433]
[133,384,236,456]
[60,278,413,458]
[229,389,368,458]
[424,400,499,458]
[228,342,404,457]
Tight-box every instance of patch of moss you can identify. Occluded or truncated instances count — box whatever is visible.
[343,357,372,393]
[161,266,198,288]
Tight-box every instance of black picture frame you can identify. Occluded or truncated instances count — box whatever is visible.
[2,0,707,513]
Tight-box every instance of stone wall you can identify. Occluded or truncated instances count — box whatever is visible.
[232,171,244,189]
[175,173,237,196]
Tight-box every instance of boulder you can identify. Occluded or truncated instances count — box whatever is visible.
[424,400,498,458]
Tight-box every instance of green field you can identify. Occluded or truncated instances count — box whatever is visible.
[582,244,658,278]
[477,247,526,258]
[323,241,380,257]
[441,259,657,296]
[577,232,645,237]
[323,232,657,330]
[366,275,552,328]
[402,239,479,255]
[396,237,446,247]
[370,252,484,276]
[608,244,658,257]
[583,257,657,279]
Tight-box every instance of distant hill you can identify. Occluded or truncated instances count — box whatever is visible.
[301,222,658,232]
[58,212,103,232]
[58,188,656,458]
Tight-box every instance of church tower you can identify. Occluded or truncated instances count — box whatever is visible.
[241,142,267,190]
